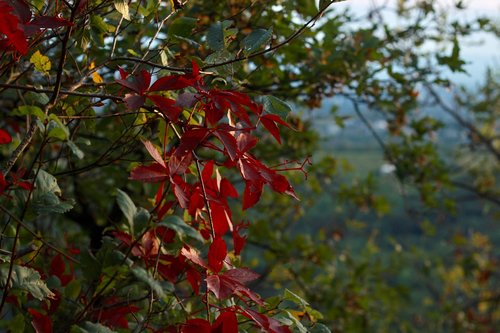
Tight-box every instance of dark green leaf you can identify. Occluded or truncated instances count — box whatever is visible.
[207,22,224,51]
[262,95,292,119]
[242,28,272,54]
[0,264,55,300]
[159,216,203,242]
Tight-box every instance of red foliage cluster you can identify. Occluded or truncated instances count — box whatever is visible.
[0,0,72,55]
[112,62,297,331]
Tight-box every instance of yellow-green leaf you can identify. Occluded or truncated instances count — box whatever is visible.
[114,0,130,20]
[30,50,51,74]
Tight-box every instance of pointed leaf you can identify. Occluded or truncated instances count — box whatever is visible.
[212,311,238,333]
[149,75,193,92]
[114,0,130,20]
[208,237,227,273]
[262,95,292,119]
[116,189,137,230]
[142,140,166,168]
[242,28,272,54]
[147,95,183,122]
[130,163,169,183]
[124,93,145,110]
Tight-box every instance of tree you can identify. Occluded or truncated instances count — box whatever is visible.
[0,0,499,332]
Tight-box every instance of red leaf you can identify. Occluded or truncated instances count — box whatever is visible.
[124,93,146,110]
[112,231,143,256]
[0,172,10,195]
[138,70,151,94]
[221,179,238,199]
[130,163,169,183]
[29,16,73,29]
[148,94,183,122]
[176,127,210,155]
[181,246,207,268]
[191,60,200,78]
[7,0,31,23]
[186,267,202,295]
[232,223,248,256]
[50,254,72,286]
[208,237,227,273]
[96,301,140,329]
[260,117,282,144]
[169,150,193,175]
[0,5,28,55]
[201,161,215,185]
[116,70,151,94]
[242,180,263,210]
[206,269,263,305]
[237,307,291,333]
[142,230,159,257]
[149,75,193,92]
[210,202,231,236]
[181,319,211,333]
[118,66,129,80]
[212,311,238,333]
[142,140,166,168]
[206,274,223,299]
[214,129,238,161]
[171,175,190,208]
[237,159,261,182]
[28,308,53,333]
[223,268,259,284]
[0,129,12,144]
[236,132,258,154]
[157,254,187,282]
[155,226,176,243]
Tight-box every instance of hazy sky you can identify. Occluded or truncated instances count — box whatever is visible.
[324,0,500,86]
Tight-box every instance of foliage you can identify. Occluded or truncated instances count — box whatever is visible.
[0,0,499,332]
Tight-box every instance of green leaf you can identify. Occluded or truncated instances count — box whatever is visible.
[0,264,55,300]
[90,16,110,34]
[71,322,118,333]
[32,192,75,214]
[310,323,332,333]
[133,207,151,235]
[64,279,82,300]
[47,126,69,141]
[25,91,50,105]
[47,114,70,141]
[242,28,272,54]
[114,0,130,20]
[305,305,324,321]
[36,169,61,195]
[262,95,293,119]
[284,288,309,307]
[159,216,203,242]
[207,22,224,51]
[168,17,197,39]
[283,311,307,333]
[7,313,25,332]
[30,50,51,74]
[32,170,74,214]
[131,267,173,298]
[116,189,137,233]
[14,105,46,120]
[67,140,85,159]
